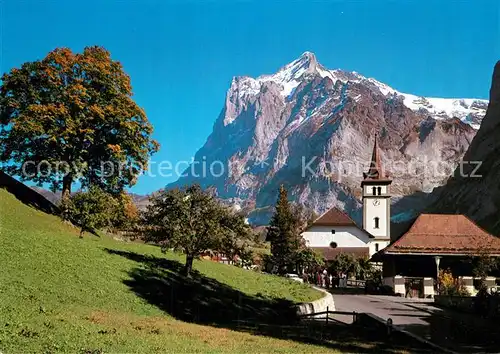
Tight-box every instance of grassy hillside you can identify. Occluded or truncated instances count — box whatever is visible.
[0,188,334,353]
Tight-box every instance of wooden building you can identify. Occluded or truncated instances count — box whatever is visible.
[376,213,500,296]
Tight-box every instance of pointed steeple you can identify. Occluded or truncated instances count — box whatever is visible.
[363,133,389,181]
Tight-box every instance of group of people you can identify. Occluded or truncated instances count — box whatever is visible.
[302,268,348,289]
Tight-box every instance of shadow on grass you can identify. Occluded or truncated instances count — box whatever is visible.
[400,302,500,353]
[105,248,436,353]
[106,248,297,325]
[399,315,500,353]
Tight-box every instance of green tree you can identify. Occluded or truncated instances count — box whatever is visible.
[219,211,252,265]
[266,185,301,274]
[472,250,499,292]
[0,46,159,198]
[290,203,317,232]
[295,247,324,274]
[63,186,116,237]
[356,257,375,280]
[328,253,358,278]
[143,184,250,277]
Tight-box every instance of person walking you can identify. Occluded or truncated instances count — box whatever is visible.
[322,268,328,287]
[325,272,330,289]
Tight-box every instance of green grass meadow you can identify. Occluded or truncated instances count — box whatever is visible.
[0,188,334,353]
[0,188,423,354]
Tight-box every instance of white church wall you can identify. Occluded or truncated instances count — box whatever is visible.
[301,225,371,248]
[368,240,390,256]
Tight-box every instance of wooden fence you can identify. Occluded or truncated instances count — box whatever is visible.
[298,306,358,324]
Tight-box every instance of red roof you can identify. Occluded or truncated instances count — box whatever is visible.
[384,214,500,255]
[362,134,392,183]
[310,247,369,260]
[311,207,356,226]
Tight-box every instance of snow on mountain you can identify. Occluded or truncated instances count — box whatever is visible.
[235,52,328,99]
[365,77,487,129]
[169,52,488,225]
[232,52,487,129]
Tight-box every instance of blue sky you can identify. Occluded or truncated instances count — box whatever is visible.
[1,0,499,194]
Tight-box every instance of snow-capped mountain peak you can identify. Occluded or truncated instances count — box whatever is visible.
[229,52,487,129]
[231,51,339,100]
[171,51,489,225]
[279,51,319,75]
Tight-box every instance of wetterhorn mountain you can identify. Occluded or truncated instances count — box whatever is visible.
[428,61,500,235]
[168,52,488,224]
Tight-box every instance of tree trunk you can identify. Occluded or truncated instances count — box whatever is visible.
[184,254,194,277]
[62,173,73,199]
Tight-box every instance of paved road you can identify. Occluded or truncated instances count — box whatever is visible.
[332,294,500,353]
[332,294,436,327]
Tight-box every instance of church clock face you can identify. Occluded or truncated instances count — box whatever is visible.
[372,199,380,206]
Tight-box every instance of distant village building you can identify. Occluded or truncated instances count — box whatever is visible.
[201,251,240,265]
[301,134,391,260]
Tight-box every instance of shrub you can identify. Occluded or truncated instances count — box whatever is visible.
[356,257,378,280]
[438,269,470,296]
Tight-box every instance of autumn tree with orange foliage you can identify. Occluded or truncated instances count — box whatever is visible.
[0,46,159,197]
[111,191,139,231]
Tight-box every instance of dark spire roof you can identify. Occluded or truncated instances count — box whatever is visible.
[362,134,391,182]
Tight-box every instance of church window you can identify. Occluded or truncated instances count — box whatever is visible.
[331,230,335,234]
[330,241,338,248]
[377,187,382,195]
[375,243,379,252]
[372,187,376,195]
[374,217,380,229]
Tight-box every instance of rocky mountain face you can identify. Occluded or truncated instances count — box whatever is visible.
[428,61,500,235]
[168,52,487,225]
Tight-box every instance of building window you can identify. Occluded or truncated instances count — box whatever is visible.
[375,243,379,252]
[331,230,336,234]
[330,241,338,248]
[372,187,376,195]
[377,187,382,195]
[374,217,380,229]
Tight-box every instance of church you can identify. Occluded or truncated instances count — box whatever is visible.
[301,135,392,260]
[302,134,500,297]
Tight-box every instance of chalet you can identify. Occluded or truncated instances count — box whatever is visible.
[377,213,500,297]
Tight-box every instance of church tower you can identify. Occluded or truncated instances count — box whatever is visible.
[361,134,392,246]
